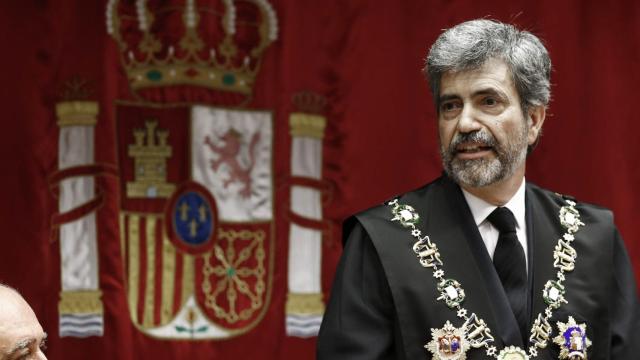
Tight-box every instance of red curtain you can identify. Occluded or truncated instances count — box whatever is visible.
[0,0,638,358]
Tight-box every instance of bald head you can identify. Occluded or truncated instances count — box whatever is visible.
[0,285,47,360]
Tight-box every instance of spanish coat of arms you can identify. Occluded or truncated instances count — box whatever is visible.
[116,103,274,339]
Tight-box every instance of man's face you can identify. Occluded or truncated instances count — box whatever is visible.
[0,289,47,360]
[437,58,541,188]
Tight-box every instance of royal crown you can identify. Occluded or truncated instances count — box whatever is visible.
[106,0,278,98]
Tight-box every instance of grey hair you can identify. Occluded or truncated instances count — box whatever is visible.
[425,19,551,113]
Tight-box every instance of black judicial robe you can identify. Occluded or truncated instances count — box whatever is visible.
[317,176,640,359]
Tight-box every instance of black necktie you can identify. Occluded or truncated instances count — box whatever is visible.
[487,207,528,342]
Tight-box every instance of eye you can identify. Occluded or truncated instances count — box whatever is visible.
[482,96,497,106]
[440,101,461,113]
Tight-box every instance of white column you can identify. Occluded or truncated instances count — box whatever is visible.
[285,112,326,338]
[56,101,104,337]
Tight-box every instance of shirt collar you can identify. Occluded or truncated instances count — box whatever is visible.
[461,178,526,230]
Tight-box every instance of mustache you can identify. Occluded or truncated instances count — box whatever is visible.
[449,130,496,152]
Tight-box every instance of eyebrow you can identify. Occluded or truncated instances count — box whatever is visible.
[438,94,461,104]
[4,338,34,359]
[472,88,509,101]
[4,333,47,359]
[439,88,509,105]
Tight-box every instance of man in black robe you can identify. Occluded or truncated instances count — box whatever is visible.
[317,19,639,360]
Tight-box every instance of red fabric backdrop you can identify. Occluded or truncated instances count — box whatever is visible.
[0,0,638,359]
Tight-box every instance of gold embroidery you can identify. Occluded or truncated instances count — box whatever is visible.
[126,121,175,198]
[142,215,157,328]
[59,290,103,314]
[115,101,277,339]
[201,228,266,323]
[55,101,98,127]
[289,113,326,139]
[160,230,176,325]
[127,214,140,324]
[106,1,278,95]
[285,293,325,315]
[182,253,195,308]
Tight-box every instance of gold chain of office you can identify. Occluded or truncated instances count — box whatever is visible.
[388,196,588,360]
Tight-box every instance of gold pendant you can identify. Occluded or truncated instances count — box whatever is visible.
[497,346,529,360]
[553,316,591,359]
[425,321,470,360]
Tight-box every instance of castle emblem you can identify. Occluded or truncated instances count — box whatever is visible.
[127,121,176,198]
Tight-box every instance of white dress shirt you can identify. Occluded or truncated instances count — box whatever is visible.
[461,178,528,271]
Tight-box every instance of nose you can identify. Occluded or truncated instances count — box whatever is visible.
[456,105,482,134]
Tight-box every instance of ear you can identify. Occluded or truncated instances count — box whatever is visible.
[527,105,546,145]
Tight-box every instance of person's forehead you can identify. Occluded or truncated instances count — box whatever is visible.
[0,316,44,338]
[0,321,45,357]
[0,291,36,322]
[440,59,514,94]
[0,291,44,352]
